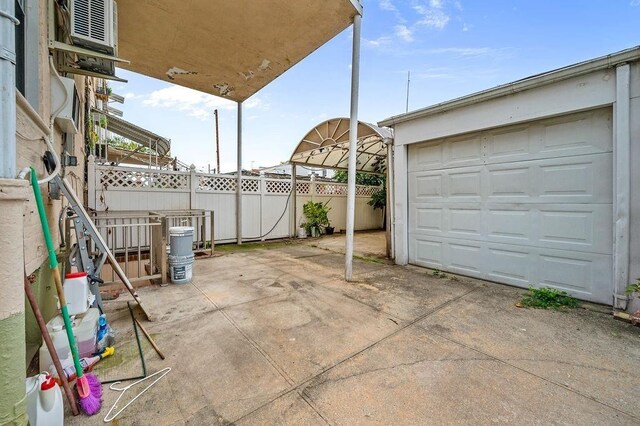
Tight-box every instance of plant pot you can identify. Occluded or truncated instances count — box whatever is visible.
[297,226,307,239]
[628,292,640,315]
[325,226,334,235]
[310,227,319,238]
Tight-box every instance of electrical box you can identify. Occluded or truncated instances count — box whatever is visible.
[70,0,116,54]
[51,76,80,134]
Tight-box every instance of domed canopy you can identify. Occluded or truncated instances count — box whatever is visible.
[289,118,392,174]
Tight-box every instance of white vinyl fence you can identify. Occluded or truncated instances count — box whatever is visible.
[88,157,383,244]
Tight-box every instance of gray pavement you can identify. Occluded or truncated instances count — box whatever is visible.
[68,238,640,425]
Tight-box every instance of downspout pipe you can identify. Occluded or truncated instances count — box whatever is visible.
[345,11,362,281]
[0,2,18,178]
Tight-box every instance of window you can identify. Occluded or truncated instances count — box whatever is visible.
[15,0,25,95]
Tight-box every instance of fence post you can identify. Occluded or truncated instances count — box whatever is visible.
[291,164,297,237]
[310,173,316,202]
[152,215,168,285]
[189,165,197,209]
[87,155,96,209]
[260,173,266,241]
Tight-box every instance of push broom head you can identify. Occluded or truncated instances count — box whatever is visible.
[77,374,102,415]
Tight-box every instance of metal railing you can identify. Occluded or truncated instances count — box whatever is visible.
[150,209,215,255]
[64,209,214,286]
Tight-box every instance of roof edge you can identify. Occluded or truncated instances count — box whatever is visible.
[378,45,640,127]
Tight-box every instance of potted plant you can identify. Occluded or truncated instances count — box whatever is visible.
[302,200,330,237]
[626,278,640,318]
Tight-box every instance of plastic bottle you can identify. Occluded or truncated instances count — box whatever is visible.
[25,373,63,426]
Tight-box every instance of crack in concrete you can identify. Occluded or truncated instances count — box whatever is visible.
[429,331,640,422]
[232,286,483,423]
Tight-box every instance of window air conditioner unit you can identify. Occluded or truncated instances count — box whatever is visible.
[51,76,81,134]
[70,0,115,55]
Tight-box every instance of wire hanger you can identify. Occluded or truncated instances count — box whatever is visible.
[103,367,171,422]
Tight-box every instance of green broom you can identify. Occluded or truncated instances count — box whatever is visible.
[30,168,102,415]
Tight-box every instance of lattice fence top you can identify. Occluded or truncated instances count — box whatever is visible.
[266,180,292,194]
[198,175,236,192]
[316,183,348,196]
[99,167,189,190]
[242,179,260,193]
[356,185,380,197]
[296,182,310,195]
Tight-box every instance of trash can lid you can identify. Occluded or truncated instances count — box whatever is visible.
[169,226,194,234]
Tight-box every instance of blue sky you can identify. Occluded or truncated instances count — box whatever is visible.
[112,0,640,173]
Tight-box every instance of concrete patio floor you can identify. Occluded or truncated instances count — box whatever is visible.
[68,238,640,425]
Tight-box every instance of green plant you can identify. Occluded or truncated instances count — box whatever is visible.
[302,200,331,236]
[431,269,447,279]
[518,287,579,309]
[626,278,640,296]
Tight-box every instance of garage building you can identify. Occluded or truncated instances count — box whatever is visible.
[379,47,640,308]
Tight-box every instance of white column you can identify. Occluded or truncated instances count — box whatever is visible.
[345,12,362,281]
[614,63,631,309]
[236,101,243,244]
[393,143,408,265]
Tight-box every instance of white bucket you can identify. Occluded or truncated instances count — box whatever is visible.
[169,226,194,257]
[169,254,194,284]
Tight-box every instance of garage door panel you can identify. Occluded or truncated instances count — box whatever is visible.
[487,247,532,286]
[449,170,482,198]
[487,167,531,197]
[409,235,612,303]
[408,134,484,172]
[540,110,612,155]
[410,204,611,254]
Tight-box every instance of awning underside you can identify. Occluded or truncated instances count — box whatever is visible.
[94,110,171,157]
[117,0,360,102]
[290,118,392,173]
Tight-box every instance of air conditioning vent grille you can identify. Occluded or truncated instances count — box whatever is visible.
[74,0,90,37]
[71,0,113,52]
[90,0,106,41]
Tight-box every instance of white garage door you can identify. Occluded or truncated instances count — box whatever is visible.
[408,108,613,304]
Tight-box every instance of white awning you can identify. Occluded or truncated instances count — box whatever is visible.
[93,110,171,157]
[290,118,392,174]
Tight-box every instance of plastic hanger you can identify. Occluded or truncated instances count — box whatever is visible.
[103,367,171,422]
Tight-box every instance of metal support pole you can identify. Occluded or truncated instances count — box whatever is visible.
[345,12,362,281]
[214,109,220,174]
[0,0,18,178]
[236,101,243,244]
[291,163,297,237]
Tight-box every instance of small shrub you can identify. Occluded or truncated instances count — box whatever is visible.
[518,287,579,309]
[626,278,640,296]
[431,269,447,279]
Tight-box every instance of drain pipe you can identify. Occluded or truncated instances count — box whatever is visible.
[1,3,19,178]
[0,3,29,425]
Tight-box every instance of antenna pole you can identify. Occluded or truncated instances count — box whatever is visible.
[214,109,220,173]
[405,70,410,113]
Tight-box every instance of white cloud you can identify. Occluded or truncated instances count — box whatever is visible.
[412,0,451,30]
[364,36,392,48]
[379,0,397,11]
[394,25,414,42]
[142,85,265,120]
[631,0,640,5]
